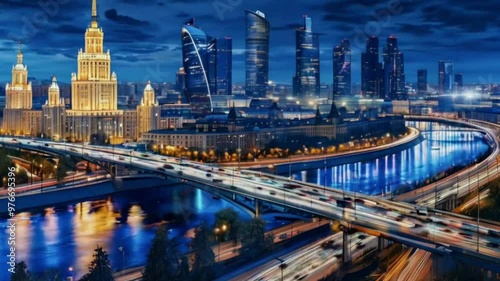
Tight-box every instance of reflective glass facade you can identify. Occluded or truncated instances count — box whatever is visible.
[382,36,406,100]
[245,10,270,98]
[182,20,212,114]
[438,60,454,94]
[293,15,320,99]
[215,37,232,95]
[333,39,351,96]
[361,36,381,98]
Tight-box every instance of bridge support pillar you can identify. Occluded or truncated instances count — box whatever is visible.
[378,236,388,251]
[342,230,351,265]
[254,199,260,218]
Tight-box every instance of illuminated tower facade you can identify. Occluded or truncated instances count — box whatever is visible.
[2,44,37,135]
[136,81,161,139]
[293,15,320,100]
[67,0,123,142]
[245,10,269,98]
[42,76,66,140]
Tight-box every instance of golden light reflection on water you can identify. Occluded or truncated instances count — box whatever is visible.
[73,197,120,274]
[15,212,32,263]
[128,205,145,236]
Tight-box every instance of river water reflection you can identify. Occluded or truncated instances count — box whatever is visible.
[290,122,491,196]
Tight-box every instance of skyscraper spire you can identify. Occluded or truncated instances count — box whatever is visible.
[17,42,23,65]
[91,0,98,25]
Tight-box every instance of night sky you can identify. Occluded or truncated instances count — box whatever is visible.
[0,0,498,85]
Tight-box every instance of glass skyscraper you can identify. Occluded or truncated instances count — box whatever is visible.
[382,36,405,100]
[438,60,454,94]
[333,39,351,97]
[293,15,320,99]
[182,19,232,114]
[182,19,212,114]
[361,36,381,98]
[417,69,427,95]
[215,37,232,95]
[245,10,270,98]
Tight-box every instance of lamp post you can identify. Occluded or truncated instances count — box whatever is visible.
[476,164,480,252]
[276,257,286,281]
[118,246,125,274]
[214,224,227,262]
[30,160,34,185]
[40,164,43,193]
[67,267,73,281]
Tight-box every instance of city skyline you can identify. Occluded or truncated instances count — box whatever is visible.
[0,0,499,85]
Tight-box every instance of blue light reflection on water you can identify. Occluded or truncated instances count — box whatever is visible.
[291,127,490,196]
[0,186,264,280]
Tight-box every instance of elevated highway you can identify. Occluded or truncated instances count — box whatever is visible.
[1,135,499,270]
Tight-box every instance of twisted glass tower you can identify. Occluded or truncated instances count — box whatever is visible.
[182,19,213,114]
[245,10,269,98]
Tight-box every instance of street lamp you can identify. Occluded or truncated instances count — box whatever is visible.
[214,224,227,262]
[40,163,43,193]
[275,257,287,281]
[118,246,125,274]
[67,267,73,281]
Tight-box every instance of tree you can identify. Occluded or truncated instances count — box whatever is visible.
[142,226,180,281]
[79,246,114,281]
[55,158,69,183]
[16,169,29,185]
[0,150,14,188]
[214,208,240,244]
[10,261,31,281]
[239,217,274,258]
[190,223,215,281]
[178,257,189,281]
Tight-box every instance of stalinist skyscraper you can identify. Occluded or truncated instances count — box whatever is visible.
[66,0,123,143]
[2,44,38,135]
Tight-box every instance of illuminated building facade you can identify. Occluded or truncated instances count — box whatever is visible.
[67,0,123,143]
[42,76,66,140]
[245,10,270,98]
[2,44,37,135]
[333,39,351,96]
[293,15,320,99]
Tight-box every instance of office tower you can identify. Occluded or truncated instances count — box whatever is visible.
[42,76,66,140]
[2,43,36,135]
[182,18,213,114]
[293,15,320,99]
[333,38,351,96]
[417,69,427,95]
[215,37,232,95]
[69,0,123,142]
[438,60,453,94]
[361,36,381,98]
[454,73,463,93]
[175,67,186,93]
[245,10,270,98]
[136,81,161,139]
[382,36,405,100]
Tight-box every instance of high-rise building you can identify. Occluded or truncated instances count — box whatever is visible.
[215,37,232,96]
[438,60,453,94]
[69,0,123,143]
[181,20,232,114]
[333,39,351,97]
[42,76,66,140]
[136,81,161,139]
[182,19,213,114]
[417,69,427,95]
[245,10,270,98]
[361,36,381,98]
[382,36,405,100]
[293,15,320,99]
[454,73,463,93]
[2,43,39,135]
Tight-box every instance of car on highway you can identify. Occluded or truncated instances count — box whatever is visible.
[270,191,276,195]
[163,164,174,169]
[156,167,166,172]
[486,242,499,248]
[206,173,212,177]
